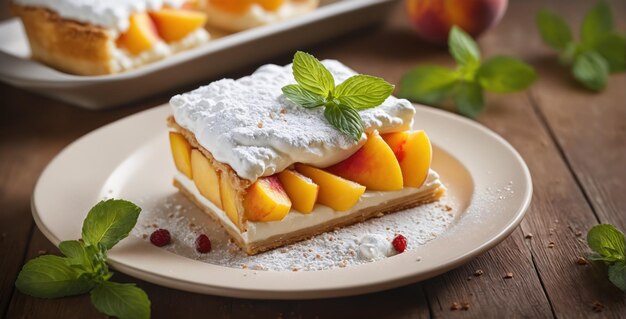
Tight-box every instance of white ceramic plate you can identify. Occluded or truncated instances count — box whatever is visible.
[32,104,532,299]
[0,0,395,109]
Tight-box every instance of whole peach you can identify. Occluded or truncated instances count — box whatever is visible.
[406,0,508,44]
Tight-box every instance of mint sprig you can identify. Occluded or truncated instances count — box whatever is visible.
[15,199,149,319]
[282,51,394,141]
[398,26,536,118]
[587,224,626,292]
[537,1,625,91]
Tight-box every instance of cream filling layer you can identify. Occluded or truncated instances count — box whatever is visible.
[110,28,210,73]
[174,170,444,243]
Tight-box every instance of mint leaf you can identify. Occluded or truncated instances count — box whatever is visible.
[572,51,609,91]
[82,199,141,250]
[587,224,626,262]
[398,66,458,104]
[292,51,334,97]
[90,281,150,319]
[16,255,95,298]
[608,262,626,292]
[581,1,613,46]
[476,56,537,93]
[454,82,484,118]
[536,9,573,50]
[282,84,325,108]
[335,75,394,110]
[59,240,93,271]
[324,103,364,141]
[449,26,481,66]
[594,33,626,72]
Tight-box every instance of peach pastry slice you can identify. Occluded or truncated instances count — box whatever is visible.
[11,0,210,75]
[167,60,445,255]
[202,0,319,32]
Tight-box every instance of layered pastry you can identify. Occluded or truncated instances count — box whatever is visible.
[202,0,319,32]
[11,0,210,75]
[167,60,445,255]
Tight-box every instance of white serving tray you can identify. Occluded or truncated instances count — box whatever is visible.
[0,0,396,109]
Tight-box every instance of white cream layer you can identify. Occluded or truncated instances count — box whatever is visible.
[110,28,209,73]
[174,170,443,243]
[14,0,186,33]
[170,60,416,181]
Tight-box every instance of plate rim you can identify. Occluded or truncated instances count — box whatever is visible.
[31,103,532,299]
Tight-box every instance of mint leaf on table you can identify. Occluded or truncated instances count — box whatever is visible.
[282,51,394,141]
[398,26,536,118]
[15,255,95,298]
[15,199,150,317]
[536,9,573,50]
[82,199,141,250]
[476,56,538,93]
[586,224,626,292]
[536,1,625,91]
[91,281,151,319]
[572,51,609,91]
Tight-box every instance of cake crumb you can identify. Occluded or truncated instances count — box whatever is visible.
[450,302,460,310]
[548,242,555,248]
[152,224,158,228]
[591,301,604,313]
[525,233,533,239]
[37,250,47,255]
[504,272,513,279]
[474,269,484,277]
[576,257,588,265]
[292,268,299,272]
[467,276,472,281]
[241,264,248,269]
[142,234,148,239]
[443,205,452,212]
[257,121,264,128]
[461,302,470,311]
[575,231,583,237]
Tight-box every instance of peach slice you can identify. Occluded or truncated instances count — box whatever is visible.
[117,12,160,55]
[327,131,404,191]
[149,9,207,42]
[295,164,366,212]
[190,150,222,208]
[382,130,432,188]
[209,0,252,13]
[278,170,319,213]
[244,176,292,222]
[169,132,192,179]
[219,176,240,226]
[256,0,285,11]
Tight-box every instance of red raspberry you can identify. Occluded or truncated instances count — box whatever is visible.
[392,234,407,253]
[150,229,171,247]
[195,234,212,253]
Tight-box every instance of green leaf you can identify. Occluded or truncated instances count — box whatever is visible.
[536,9,573,50]
[323,103,364,141]
[281,84,325,108]
[476,56,537,93]
[559,42,580,65]
[59,240,93,270]
[608,262,626,292]
[90,281,150,319]
[593,33,626,72]
[454,81,484,118]
[82,199,141,250]
[15,255,95,298]
[292,51,335,97]
[398,66,458,105]
[587,224,626,262]
[572,51,609,91]
[581,1,613,46]
[335,75,394,110]
[448,26,481,66]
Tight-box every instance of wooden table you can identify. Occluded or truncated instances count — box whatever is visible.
[1,0,625,317]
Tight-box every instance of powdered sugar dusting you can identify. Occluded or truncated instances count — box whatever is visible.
[170,60,416,181]
[131,193,455,271]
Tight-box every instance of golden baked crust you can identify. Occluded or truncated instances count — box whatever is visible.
[168,116,446,255]
[11,4,117,75]
[204,0,319,32]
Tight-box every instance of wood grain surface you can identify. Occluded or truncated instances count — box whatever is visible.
[1,0,625,318]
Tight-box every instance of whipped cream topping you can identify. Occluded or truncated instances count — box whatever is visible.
[14,0,186,32]
[357,234,394,261]
[246,1,304,24]
[170,60,416,181]
[174,170,444,243]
